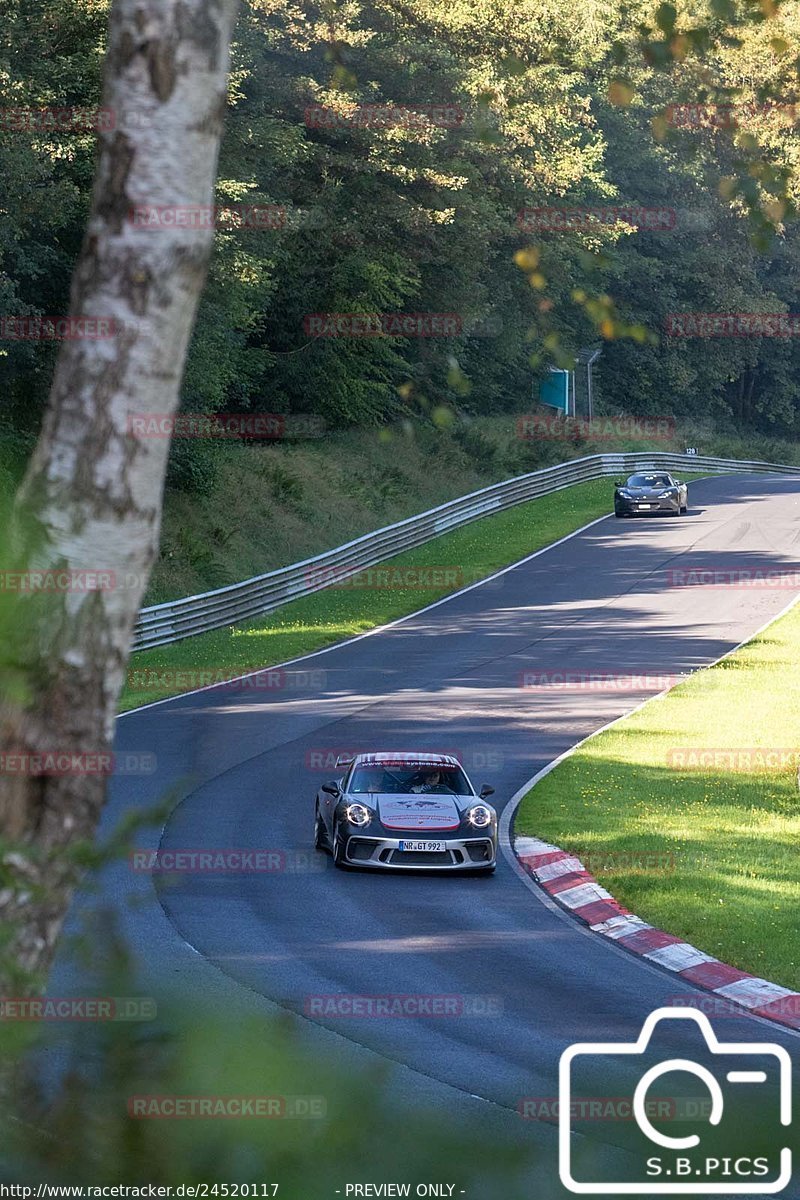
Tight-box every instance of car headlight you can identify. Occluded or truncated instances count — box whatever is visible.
[616,489,631,498]
[344,803,372,827]
[658,488,678,497]
[466,804,493,828]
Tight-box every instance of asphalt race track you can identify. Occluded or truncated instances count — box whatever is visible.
[54,473,800,1197]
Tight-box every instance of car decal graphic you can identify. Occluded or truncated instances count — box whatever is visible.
[377,795,461,830]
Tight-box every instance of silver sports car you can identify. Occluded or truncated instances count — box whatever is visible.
[313,751,497,871]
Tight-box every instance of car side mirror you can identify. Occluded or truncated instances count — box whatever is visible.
[321,781,340,796]
[614,480,623,488]
[674,479,682,485]
[479,784,495,799]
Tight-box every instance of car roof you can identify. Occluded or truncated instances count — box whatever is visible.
[349,752,461,767]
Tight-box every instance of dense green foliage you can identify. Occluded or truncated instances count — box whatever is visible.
[3,0,800,482]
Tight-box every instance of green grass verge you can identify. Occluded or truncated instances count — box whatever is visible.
[121,477,620,711]
[515,598,800,991]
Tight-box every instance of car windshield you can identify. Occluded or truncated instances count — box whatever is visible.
[626,474,672,488]
[348,763,472,795]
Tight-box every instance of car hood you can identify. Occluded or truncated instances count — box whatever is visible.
[370,793,462,831]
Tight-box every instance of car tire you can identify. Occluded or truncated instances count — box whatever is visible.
[314,804,329,852]
[680,502,688,514]
[331,821,350,869]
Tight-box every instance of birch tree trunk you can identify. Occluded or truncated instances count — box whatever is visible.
[0,0,239,991]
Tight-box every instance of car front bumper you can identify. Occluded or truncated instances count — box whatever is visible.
[615,495,680,515]
[341,832,497,869]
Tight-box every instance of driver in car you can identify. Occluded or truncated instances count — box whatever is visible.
[410,769,446,793]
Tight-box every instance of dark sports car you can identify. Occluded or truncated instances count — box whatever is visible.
[313,752,497,871]
[614,471,688,518]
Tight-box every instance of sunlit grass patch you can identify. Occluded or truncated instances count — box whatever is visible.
[516,599,800,989]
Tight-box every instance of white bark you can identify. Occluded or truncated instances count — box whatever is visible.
[0,0,239,987]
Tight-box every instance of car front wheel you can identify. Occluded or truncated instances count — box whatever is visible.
[331,821,350,869]
[314,805,329,852]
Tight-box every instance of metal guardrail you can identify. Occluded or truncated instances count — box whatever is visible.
[133,450,800,651]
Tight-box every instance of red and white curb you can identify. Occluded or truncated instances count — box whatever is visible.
[515,835,800,1032]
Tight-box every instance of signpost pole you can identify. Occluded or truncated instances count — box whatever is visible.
[585,349,602,423]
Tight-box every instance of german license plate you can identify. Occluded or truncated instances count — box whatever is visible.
[398,840,445,852]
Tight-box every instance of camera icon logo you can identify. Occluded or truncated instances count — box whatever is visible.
[559,1007,792,1194]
